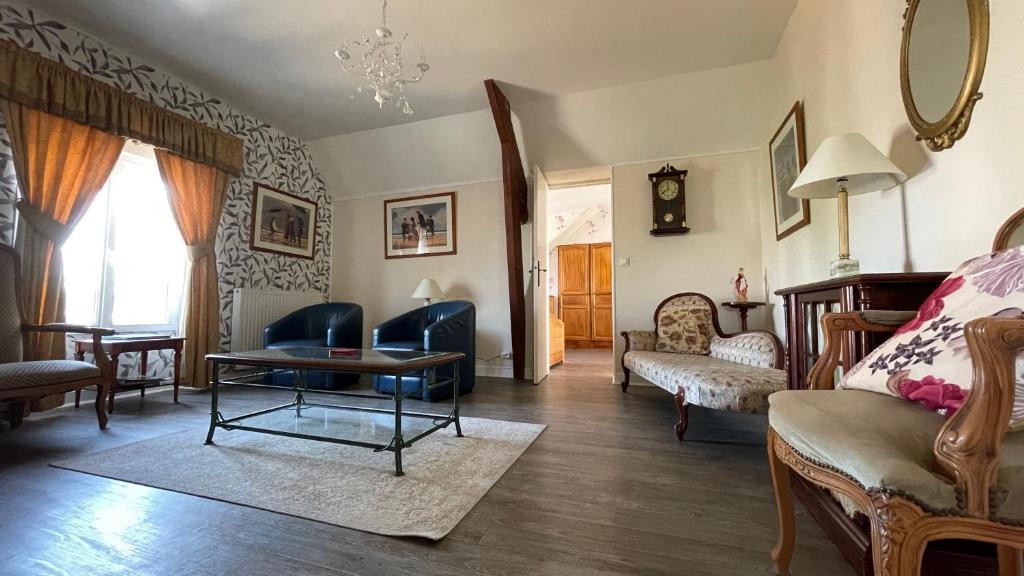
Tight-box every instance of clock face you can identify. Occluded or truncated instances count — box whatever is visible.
[657,179,679,201]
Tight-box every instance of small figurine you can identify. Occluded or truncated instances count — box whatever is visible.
[733,267,749,303]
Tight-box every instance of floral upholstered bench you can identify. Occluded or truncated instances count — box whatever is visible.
[620,292,786,440]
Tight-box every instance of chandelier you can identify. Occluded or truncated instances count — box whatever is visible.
[333,0,430,115]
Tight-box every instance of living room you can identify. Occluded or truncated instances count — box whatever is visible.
[1,1,1023,575]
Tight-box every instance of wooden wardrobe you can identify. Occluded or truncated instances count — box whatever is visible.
[556,242,612,348]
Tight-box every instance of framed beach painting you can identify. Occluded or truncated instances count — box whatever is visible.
[250,183,317,260]
[384,192,457,259]
[769,101,811,241]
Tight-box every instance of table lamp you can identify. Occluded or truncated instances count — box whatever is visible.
[412,278,444,306]
[788,133,907,278]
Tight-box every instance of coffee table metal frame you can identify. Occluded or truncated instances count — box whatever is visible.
[203,349,465,476]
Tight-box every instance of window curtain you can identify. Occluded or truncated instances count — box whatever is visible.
[155,150,228,388]
[4,101,125,360]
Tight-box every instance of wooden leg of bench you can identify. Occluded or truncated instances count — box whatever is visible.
[674,391,689,441]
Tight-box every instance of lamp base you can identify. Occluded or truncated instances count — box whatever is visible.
[830,257,860,278]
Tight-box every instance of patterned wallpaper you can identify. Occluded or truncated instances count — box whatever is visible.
[0,1,332,380]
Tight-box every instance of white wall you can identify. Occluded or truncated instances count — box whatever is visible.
[759,0,1024,336]
[331,181,516,376]
[613,151,766,380]
[309,109,501,198]
[516,60,773,171]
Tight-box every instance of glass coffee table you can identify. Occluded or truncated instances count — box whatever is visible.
[203,347,466,476]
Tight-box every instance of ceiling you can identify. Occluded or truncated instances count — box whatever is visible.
[32,0,797,140]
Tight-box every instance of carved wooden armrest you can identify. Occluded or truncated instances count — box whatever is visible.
[22,323,115,378]
[807,311,917,390]
[934,315,1024,517]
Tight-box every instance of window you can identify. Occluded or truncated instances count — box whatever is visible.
[63,142,188,332]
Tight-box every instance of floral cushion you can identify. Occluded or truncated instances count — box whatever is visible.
[624,351,787,413]
[840,246,1024,427]
[655,305,711,355]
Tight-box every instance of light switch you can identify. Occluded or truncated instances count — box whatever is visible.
[618,257,630,267]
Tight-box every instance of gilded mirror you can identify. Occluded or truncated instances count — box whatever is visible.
[900,0,989,151]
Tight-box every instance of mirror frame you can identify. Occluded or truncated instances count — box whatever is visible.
[900,0,989,152]
[993,206,1024,251]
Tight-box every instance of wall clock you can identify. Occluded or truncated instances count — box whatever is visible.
[648,163,689,236]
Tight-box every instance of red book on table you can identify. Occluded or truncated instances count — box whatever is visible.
[328,348,360,356]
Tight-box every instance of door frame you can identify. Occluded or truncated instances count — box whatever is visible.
[534,170,615,381]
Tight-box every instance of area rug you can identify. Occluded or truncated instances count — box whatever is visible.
[52,411,545,540]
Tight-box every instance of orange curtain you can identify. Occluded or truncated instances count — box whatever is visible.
[155,149,228,388]
[5,101,125,360]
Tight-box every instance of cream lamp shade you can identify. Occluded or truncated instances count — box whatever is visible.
[412,278,444,305]
[787,133,908,278]
[788,133,907,199]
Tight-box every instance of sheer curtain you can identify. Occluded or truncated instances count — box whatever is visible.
[155,149,228,388]
[4,101,125,360]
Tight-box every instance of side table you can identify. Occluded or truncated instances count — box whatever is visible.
[73,336,185,413]
[720,301,765,331]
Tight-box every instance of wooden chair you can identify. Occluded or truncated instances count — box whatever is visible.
[768,206,1024,576]
[0,244,113,429]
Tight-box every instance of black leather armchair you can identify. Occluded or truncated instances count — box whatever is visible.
[372,301,475,401]
[263,302,362,389]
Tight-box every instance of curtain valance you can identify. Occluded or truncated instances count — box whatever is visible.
[0,39,243,175]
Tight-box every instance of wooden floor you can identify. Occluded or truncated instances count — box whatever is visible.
[0,365,854,575]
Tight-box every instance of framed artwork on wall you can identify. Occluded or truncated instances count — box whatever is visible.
[384,192,457,259]
[769,101,811,241]
[250,183,317,260]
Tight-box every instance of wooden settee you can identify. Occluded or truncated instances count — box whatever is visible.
[620,292,785,440]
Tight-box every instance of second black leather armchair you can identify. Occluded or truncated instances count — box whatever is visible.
[263,302,363,389]
[372,301,475,401]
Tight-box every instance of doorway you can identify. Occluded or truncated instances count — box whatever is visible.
[533,167,613,383]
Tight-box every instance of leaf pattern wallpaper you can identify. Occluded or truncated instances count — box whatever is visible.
[0,1,333,380]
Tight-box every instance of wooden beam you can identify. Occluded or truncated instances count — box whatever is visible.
[485,79,527,380]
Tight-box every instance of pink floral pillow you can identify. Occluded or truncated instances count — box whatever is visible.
[839,246,1024,428]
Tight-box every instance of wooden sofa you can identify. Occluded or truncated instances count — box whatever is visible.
[620,292,785,440]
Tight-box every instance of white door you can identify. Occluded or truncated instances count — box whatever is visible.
[532,166,550,384]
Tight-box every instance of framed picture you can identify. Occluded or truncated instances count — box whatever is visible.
[769,101,811,241]
[250,183,317,260]
[384,192,457,259]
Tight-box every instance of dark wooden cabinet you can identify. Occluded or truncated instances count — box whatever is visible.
[777,273,947,390]
[776,272,999,576]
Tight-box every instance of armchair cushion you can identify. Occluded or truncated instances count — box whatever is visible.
[0,360,100,390]
[372,341,424,352]
[839,246,1024,426]
[771,388,1024,520]
[655,301,711,355]
[770,389,956,511]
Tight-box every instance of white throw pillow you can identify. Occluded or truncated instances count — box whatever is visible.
[839,246,1024,427]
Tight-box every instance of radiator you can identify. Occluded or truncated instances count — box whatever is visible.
[229,288,326,351]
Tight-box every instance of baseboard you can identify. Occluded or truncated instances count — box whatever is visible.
[476,364,514,379]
